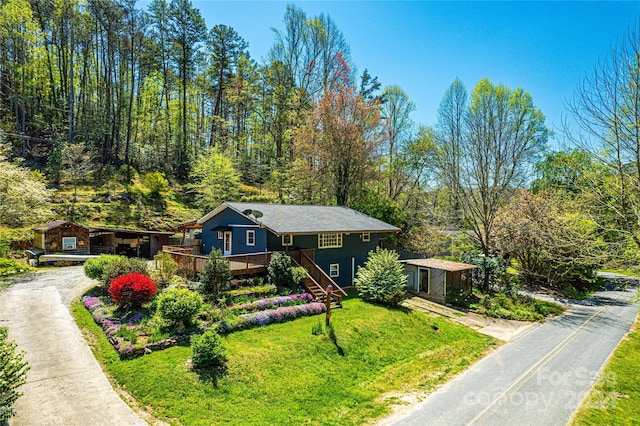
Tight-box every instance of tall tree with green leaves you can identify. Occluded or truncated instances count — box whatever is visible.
[206,24,248,149]
[380,85,415,199]
[435,78,468,224]
[168,0,206,177]
[436,78,549,255]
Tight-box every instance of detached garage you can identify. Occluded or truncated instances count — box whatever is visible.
[401,258,477,301]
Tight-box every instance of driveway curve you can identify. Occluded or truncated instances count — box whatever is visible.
[0,266,147,425]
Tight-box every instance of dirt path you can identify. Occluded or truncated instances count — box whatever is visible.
[0,266,147,425]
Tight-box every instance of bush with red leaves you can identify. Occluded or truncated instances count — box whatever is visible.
[108,272,157,309]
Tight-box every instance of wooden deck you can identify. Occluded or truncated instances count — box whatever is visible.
[162,245,271,276]
[162,246,346,306]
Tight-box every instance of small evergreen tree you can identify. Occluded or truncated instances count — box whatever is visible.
[354,248,407,306]
[267,252,295,290]
[199,249,231,294]
[191,328,227,385]
[0,327,29,423]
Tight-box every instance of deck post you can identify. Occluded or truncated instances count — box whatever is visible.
[325,284,333,325]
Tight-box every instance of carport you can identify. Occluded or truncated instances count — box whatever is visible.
[89,226,174,258]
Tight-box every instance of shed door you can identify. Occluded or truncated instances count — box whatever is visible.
[429,269,446,297]
[406,270,417,291]
[223,231,232,256]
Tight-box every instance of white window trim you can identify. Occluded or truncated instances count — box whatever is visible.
[362,232,371,242]
[217,231,223,240]
[246,230,255,246]
[329,263,340,278]
[282,235,293,246]
[318,233,342,249]
[62,236,77,250]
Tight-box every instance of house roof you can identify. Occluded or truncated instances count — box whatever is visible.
[401,258,478,272]
[197,202,401,236]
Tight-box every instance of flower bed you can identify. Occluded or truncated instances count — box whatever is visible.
[82,292,328,358]
[229,293,314,313]
[82,296,190,358]
[218,302,326,333]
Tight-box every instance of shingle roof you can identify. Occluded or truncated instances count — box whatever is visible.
[198,202,401,235]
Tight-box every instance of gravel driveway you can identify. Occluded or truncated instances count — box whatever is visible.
[0,266,147,425]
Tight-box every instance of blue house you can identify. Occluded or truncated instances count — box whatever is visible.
[196,202,401,288]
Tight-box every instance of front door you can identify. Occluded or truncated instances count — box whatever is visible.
[223,231,232,256]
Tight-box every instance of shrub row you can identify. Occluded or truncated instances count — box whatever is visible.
[223,284,277,298]
[229,293,313,313]
[218,302,326,333]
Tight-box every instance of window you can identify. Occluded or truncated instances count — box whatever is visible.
[318,233,342,249]
[362,232,370,242]
[246,230,255,246]
[217,231,223,240]
[329,264,340,278]
[282,235,293,246]
[62,237,77,250]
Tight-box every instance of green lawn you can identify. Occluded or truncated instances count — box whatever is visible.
[72,296,496,425]
[572,315,640,425]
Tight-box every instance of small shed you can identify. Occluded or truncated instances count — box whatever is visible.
[32,220,91,254]
[401,258,477,300]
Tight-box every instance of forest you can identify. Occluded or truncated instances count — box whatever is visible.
[1,0,640,294]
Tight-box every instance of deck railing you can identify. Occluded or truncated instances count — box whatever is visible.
[287,249,346,305]
[162,245,271,276]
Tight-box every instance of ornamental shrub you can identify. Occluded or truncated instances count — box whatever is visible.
[268,252,295,290]
[0,327,29,423]
[354,248,407,306]
[142,171,168,197]
[101,257,149,288]
[199,249,231,294]
[157,287,203,327]
[152,251,177,286]
[191,328,227,370]
[108,272,157,309]
[83,254,124,280]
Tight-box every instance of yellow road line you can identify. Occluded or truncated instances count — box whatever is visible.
[467,293,627,426]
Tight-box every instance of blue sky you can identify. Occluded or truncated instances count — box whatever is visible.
[143,1,640,145]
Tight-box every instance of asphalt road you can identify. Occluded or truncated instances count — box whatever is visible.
[391,287,639,426]
[0,267,147,426]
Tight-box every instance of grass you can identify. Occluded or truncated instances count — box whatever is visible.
[72,296,496,425]
[447,290,565,321]
[475,293,565,321]
[572,315,640,425]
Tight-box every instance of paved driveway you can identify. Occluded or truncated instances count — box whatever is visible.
[0,267,147,425]
[386,287,639,426]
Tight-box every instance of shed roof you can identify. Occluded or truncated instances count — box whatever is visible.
[34,220,89,232]
[401,258,478,272]
[197,202,401,236]
[88,226,175,236]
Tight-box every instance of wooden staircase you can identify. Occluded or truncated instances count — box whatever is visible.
[287,249,347,307]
